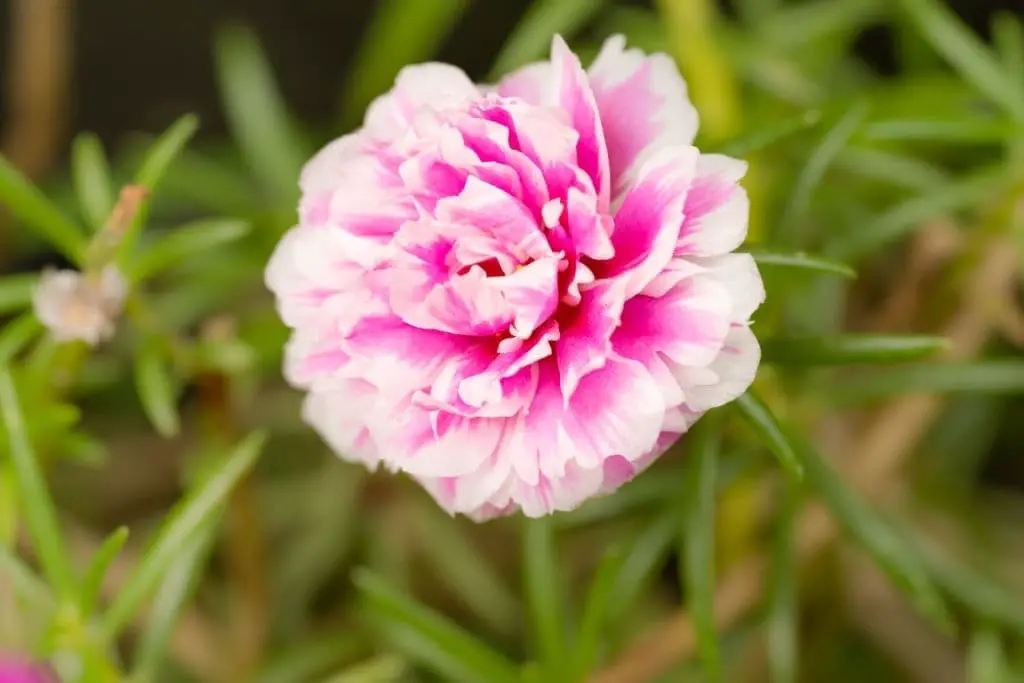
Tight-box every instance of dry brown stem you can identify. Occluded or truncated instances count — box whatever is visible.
[1,0,71,178]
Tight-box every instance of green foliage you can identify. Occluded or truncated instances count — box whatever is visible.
[2,0,1023,681]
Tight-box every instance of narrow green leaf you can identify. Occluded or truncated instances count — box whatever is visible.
[734,393,804,480]
[321,656,406,683]
[354,569,520,683]
[78,526,129,615]
[116,114,201,261]
[749,250,856,279]
[100,430,266,639]
[829,166,1007,260]
[923,552,1024,634]
[0,366,76,600]
[680,412,722,682]
[0,541,52,608]
[759,0,885,48]
[795,436,952,629]
[490,0,603,78]
[836,147,950,191]
[523,516,568,681]
[762,334,948,366]
[827,360,1024,404]
[342,0,468,127]
[777,103,868,245]
[134,342,180,438]
[860,119,1019,144]
[993,13,1024,87]
[131,218,251,282]
[0,274,37,315]
[573,546,627,678]
[71,132,115,231]
[135,114,200,191]
[132,522,218,683]
[766,483,799,683]
[900,0,1024,121]
[215,25,306,202]
[417,505,519,636]
[0,314,43,365]
[0,154,85,263]
[607,511,678,632]
[969,628,1010,683]
[712,111,822,158]
[255,629,367,683]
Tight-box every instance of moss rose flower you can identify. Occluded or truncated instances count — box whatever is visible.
[267,35,764,519]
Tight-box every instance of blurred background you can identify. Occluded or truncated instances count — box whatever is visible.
[1,0,1023,682]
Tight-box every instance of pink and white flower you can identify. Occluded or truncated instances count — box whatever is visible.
[267,35,764,519]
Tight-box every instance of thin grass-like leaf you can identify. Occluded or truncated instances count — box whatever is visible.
[255,629,367,683]
[968,628,1011,683]
[749,250,856,279]
[924,551,1024,634]
[900,0,1024,121]
[132,522,218,683]
[829,166,1007,260]
[860,119,1019,144]
[777,103,868,245]
[100,430,265,639]
[0,155,85,263]
[135,115,200,191]
[795,436,953,629]
[827,360,1024,404]
[712,111,822,158]
[680,412,723,681]
[490,0,603,78]
[0,314,43,366]
[417,505,519,636]
[131,218,251,282]
[0,366,76,600]
[342,0,468,126]
[215,25,306,203]
[836,147,950,190]
[763,334,947,366]
[354,569,520,683]
[133,341,180,438]
[573,545,626,679]
[71,133,115,232]
[734,393,803,479]
[523,516,568,681]
[0,274,37,316]
[766,483,799,683]
[320,656,406,683]
[0,542,52,608]
[78,526,129,615]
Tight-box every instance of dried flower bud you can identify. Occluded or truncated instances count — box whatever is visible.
[33,265,127,346]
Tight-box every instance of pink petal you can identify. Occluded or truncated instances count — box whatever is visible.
[596,145,699,297]
[588,35,699,198]
[517,356,666,483]
[489,257,560,338]
[676,154,749,257]
[303,382,381,468]
[551,35,611,210]
[364,64,480,138]
[554,278,626,398]
[495,62,552,104]
[613,274,732,369]
[672,325,761,411]
[435,176,550,261]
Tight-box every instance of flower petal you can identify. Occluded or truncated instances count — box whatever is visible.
[596,145,699,297]
[552,35,611,209]
[588,35,700,198]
